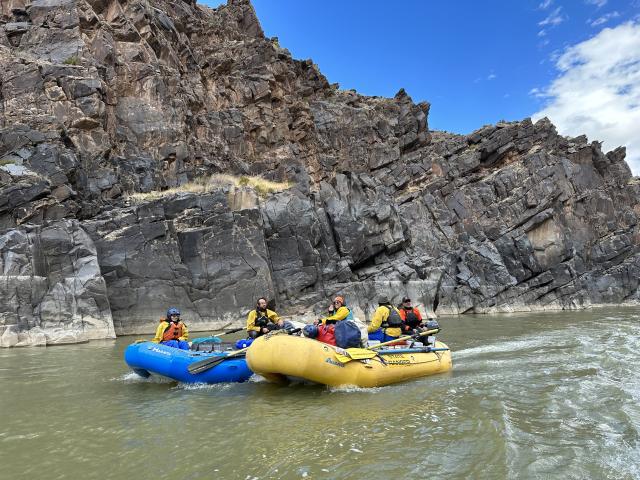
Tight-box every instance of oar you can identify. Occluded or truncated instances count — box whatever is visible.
[187,346,250,374]
[369,328,439,350]
[189,326,303,374]
[334,329,440,363]
[376,347,450,355]
[191,326,245,345]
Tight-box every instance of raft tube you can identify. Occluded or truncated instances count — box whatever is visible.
[124,341,253,383]
[246,334,452,388]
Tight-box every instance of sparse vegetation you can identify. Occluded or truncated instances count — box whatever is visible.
[63,56,79,65]
[126,174,293,203]
[0,158,16,166]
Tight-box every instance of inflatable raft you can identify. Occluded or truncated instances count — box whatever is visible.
[124,341,253,383]
[246,334,452,388]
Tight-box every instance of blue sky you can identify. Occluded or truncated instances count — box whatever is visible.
[201,0,640,173]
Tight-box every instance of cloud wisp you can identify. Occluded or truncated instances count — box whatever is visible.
[539,0,553,10]
[532,22,640,174]
[589,11,620,27]
[585,0,608,8]
[539,7,566,27]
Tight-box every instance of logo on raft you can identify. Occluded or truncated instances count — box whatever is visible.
[149,347,172,356]
[325,358,345,368]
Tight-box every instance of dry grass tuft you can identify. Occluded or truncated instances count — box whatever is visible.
[127,174,292,203]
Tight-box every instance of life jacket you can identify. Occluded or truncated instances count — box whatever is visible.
[317,323,336,346]
[402,308,420,329]
[254,309,271,328]
[382,306,403,328]
[162,321,184,341]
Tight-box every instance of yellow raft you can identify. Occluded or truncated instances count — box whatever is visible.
[246,334,452,388]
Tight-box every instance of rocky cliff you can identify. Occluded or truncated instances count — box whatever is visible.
[1,0,639,346]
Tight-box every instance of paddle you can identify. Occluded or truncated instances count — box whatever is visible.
[375,347,450,355]
[187,347,250,374]
[369,328,440,350]
[187,327,302,374]
[191,326,245,345]
[334,328,440,363]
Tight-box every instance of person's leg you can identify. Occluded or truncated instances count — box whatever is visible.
[161,340,179,348]
[177,340,190,350]
[248,330,259,339]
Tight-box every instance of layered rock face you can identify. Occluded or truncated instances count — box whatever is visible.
[1,0,638,345]
[0,219,113,346]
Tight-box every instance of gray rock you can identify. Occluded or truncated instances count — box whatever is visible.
[0,219,114,346]
[0,0,639,346]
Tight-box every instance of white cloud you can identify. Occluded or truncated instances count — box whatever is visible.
[539,7,566,27]
[539,0,553,10]
[538,29,547,37]
[532,22,640,174]
[590,11,620,27]
[585,0,608,7]
[487,73,497,80]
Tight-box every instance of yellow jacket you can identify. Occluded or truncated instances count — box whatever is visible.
[247,308,280,332]
[368,305,402,338]
[152,320,189,343]
[321,306,351,324]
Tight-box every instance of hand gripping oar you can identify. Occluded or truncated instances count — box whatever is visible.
[187,346,250,374]
[334,329,440,363]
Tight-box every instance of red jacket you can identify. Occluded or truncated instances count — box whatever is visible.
[317,323,336,346]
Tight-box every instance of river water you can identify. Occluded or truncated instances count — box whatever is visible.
[2,307,639,480]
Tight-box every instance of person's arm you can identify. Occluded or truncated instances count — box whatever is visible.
[152,321,167,343]
[367,308,384,333]
[268,309,283,327]
[247,310,259,332]
[179,323,188,341]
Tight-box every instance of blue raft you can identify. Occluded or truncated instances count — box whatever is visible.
[124,341,253,384]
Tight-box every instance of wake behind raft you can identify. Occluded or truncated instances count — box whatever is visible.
[124,341,253,384]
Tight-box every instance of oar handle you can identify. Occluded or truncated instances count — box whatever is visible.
[218,327,245,336]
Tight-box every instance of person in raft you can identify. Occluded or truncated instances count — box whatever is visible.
[367,296,403,343]
[246,297,283,339]
[398,297,424,334]
[152,307,189,350]
[316,295,353,325]
[308,295,354,345]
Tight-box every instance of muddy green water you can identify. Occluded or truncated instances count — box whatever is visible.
[1,308,639,480]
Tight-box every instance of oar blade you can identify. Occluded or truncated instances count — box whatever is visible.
[187,346,250,374]
[334,352,353,363]
[187,355,226,374]
[344,348,379,360]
